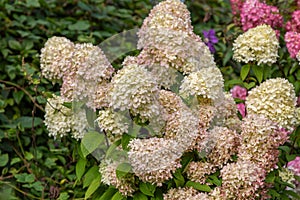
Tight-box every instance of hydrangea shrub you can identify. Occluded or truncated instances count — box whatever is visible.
[40,0,300,199]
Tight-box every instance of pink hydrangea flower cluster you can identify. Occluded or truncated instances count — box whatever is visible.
[284,32,300,58]
[286,10,300,32]
[231,85,247,117]
[285,10,300,59]
[240,0,283,33]
[288,156,300,176]
[230,0,245,25]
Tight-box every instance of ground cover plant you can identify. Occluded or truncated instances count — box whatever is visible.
[1,0,300,199]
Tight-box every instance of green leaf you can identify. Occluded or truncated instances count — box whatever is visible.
[240,65,250,81]
[68,21,90,31]
[58,192,70,200]
[85,107,97,128]
[207,174,222,186]
[105,139,121,159]
[185,181,211,192]
[0,154,9,167]
[223,49,232,66]
[24,152,33,161]
[252,65,263,83]
[243,82,256,90]
[133,192,148,200]
[12,91,24,104]
[85,174,101,199]
[31,181,43,191]
[26,0,40,7]
[121,134,133,151]
[140,182,156,197]
[76,157,87,180]
[286,154,297,162]
[268,189,280,198]
[83,166,101,188]
[81,131,105,157]
[116,162,132,179]
[15,173,35,183]
[99,187,117,200]
[173,170,185,187]
[8,40,22,50]
[62,102,72,109]
[278,146,290,154]
[111,191,126,200]
[15,116,43,128]
[10,157,21,165]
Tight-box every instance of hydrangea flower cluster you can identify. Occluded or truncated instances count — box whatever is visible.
[239,0,283,33]
[238,115,288,172]
[286,10,300,33]
[232,24,279,65]
[40,36,74,82]
[40,0,299,199]
[99,160,136,196]
[246,78,299,130]
[137,0,216,75]
[164,187,209,200]
[285,31,300,59]
[229,0,244,25]
[179,67,224,102]
[44,95,88,139]
[231,85,247,117]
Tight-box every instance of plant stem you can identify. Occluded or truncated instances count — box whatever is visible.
[0,80,45,112]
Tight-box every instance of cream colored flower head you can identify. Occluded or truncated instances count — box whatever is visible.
[44,95,88,140]
[179,67,224,102]
[246,78,298,130]
[109,59,163,126]
[232,24,279,65]
[40,36,75,82]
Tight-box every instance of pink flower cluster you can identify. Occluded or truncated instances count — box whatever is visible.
[230,0,245,25]
[286,10,300,32]
[288,156,300,176]
[285,10,300,58]
[231,85,247,118]
[285,32,300,58]
[240,0,283,32]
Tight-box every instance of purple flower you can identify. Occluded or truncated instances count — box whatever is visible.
[203,29,218,53]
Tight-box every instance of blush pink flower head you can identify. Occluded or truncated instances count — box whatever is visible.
[285,31,300,58]
[288,156,300,176]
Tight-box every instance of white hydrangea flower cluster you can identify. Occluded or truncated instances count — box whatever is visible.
[40,36,75,82]
[99,160,136,196]
[238,114,288,172]
[109,62,163,127]
[128,137,182,186]
[186,161,216,184]
[138,0,194,48]
[163,187,209,200]
[44,95,88,140]
[220,160,266,200]
[137,0,216,75]
[61,43,114,110]
[96,108,129,143]
[232,24,279,65]
[179,67,224,102]
[246,78,298,130]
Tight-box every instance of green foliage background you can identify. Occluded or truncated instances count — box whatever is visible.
[0,0,300,199]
